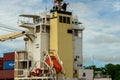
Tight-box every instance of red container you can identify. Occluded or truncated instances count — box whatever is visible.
[0,62,3,70]
[0,70,14,79]
[0,58,3,70]
[0,58,3,62]
[4,52,15,61]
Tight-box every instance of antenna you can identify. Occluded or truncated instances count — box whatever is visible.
[57,0,63,10]
[52,0,69,12]
[53,0,63,11]
[45,4,47,13]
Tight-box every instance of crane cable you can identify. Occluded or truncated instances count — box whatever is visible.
[0,27,15,32]
[0,25,21,31]
[0,23,23,31]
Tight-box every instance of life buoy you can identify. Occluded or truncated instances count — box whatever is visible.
[35,68,41,74]
[31,68,41,76]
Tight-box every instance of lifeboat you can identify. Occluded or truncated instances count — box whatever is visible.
[46,56,62,73]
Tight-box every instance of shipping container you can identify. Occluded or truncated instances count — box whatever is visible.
[3,61,14,70]
[0,57,3,62]
[0,58,3,70]
[0,62,3,70]
[4,52,14,61]
[0,70,14,79]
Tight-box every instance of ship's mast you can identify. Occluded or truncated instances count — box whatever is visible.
[56,0,63,10]
[53,0,68,11]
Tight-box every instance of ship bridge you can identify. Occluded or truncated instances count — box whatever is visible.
[18,14,50,29]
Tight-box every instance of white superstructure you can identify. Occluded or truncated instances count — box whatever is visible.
[18,13,50,68]
[72,16,85,69]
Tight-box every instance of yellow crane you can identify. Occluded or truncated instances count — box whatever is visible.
[0,31,26,41]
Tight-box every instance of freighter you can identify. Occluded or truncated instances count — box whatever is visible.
[0,0,86,80]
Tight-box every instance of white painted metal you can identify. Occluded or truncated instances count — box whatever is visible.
[84,69,94,80]
[94,78,112,80]
[72,17,84,70]
[32,32,49,68]
[78,69,94,80]
[15,13,51,80]
[73,37,83,69]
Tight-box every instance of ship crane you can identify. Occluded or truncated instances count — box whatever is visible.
[0,31,27,41]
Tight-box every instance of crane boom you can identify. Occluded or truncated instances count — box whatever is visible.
[0,31,25,41]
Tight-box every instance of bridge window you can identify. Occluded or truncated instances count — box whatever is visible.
[67,17,70,24]
[63,16,66,23]
[59,16,70,24]
[59,16,62,22]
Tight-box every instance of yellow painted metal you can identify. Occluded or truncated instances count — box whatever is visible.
[0,32,24,41]
[50,11,73,78]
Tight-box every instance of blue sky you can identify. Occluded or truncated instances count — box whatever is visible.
[0,0,120,67]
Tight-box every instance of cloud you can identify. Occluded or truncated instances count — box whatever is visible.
[113,1,120,11]
[66,0,120,66]
[0,0,50,55]
[0,37,25,54]
[94,54,120,63]
[90,34,120,44]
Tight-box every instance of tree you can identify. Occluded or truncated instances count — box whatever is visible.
[105,63,115,79]
[85,63,120,80]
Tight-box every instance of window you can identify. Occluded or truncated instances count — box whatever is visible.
[68,29,72,34]
[36,25,40,33]
[47,18,50,21]
[39,18,42,22]
[75,22,78,25]
[74,29,78,36]
[67,17,70,24]
[34,18,39,24]
[42,26,45,33]
[43,18,45,23]
[63,16,66,23]
[46,26,50,33]
[74,30,82,38]
[18,61,27,69]
[59,16,62,22]
[72,21,74,24]
[78,31,82,38]
[59,16,70,24]
[74,58,77,61]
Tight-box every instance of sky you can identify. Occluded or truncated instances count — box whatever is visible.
[0,0,120,67]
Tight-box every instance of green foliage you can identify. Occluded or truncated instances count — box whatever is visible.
[85,63,120,80]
